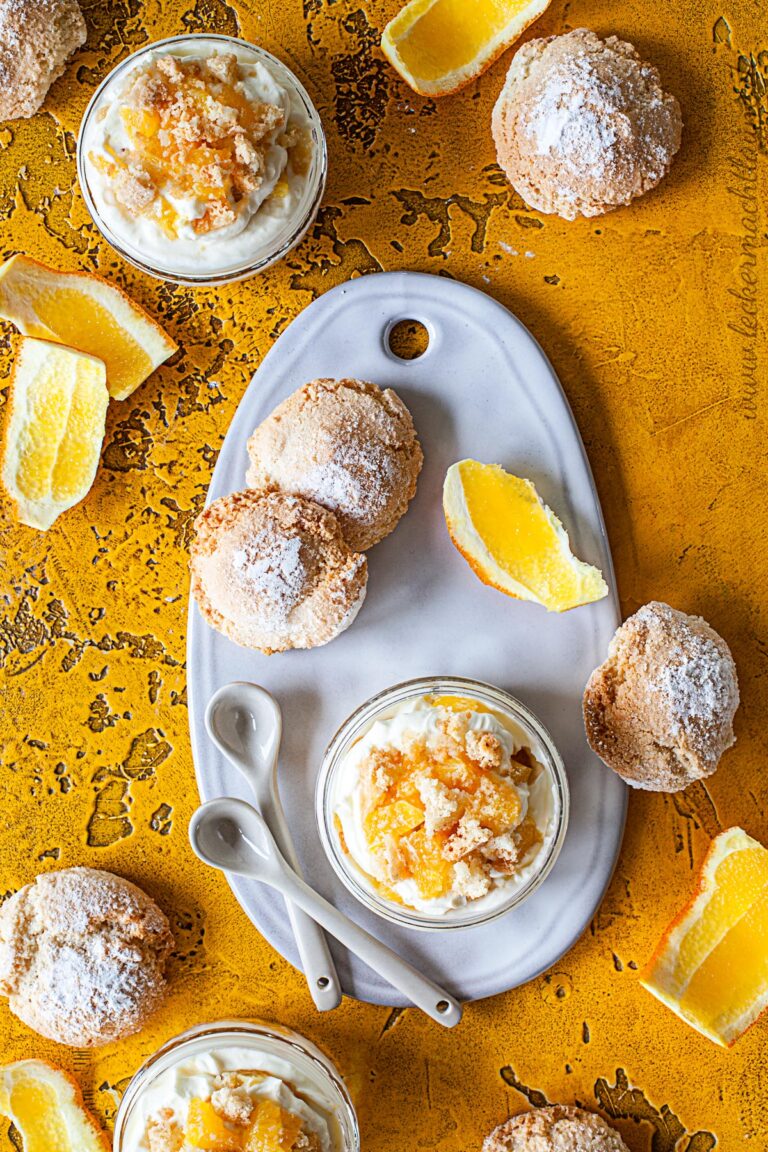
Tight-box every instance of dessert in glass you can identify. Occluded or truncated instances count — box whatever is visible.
[78,35,326,285]
[114,1020,359,1152]
[317,676,568,931]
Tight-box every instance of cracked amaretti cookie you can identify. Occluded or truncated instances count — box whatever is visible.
[0,0,86,121]
[483,1105,630,1152]
[492,28,682,219]
[583,602,739,792]
[0,867,173,1047]
[246,378,423,551]
[190,489,368,653]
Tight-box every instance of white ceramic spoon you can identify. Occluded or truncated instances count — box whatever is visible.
[205,682,341,1012]
[189,797,463,1028]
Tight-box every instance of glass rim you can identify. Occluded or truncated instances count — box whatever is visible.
[315,675,570,933]
[76,33,328,286]
[112,1018,360,1151]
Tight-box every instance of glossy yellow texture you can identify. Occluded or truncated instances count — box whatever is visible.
[185,1099,241,1150]
[3,338,108,528]
[0,0,766,1149]
[0,256,176,400]
[444,460,608,610]
[0,1061,109,1152]
[641,829,768,1046]
[382,0,550,93]
[1,1080,69,1151]
[245,1100,303,1152]
[387,0,528,76]
[675,845,768,987]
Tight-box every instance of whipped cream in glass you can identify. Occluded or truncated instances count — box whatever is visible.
[318,677,568,931]
[78,36,326,284]
[114,1021,358,1152]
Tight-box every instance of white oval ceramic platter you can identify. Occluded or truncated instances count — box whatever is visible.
[187,270,627,1006]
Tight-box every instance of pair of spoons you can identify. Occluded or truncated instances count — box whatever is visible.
[193,682,462,1028]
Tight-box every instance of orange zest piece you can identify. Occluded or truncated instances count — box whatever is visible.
[381,0,553,97]
[443,459,608,612]
[640,827,768,1047]
[0,254,177,400]
[1,336,108,530]
[0,1060,110,1152]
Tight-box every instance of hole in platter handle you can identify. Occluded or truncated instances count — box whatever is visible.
[384,316,432,362]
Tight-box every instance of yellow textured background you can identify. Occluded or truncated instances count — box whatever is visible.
[0,1,766,1149]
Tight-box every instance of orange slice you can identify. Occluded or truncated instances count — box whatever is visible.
[1,336,108,530]
[0,1060,110,1152]
[381,0,553,97]
[443,460,608,612]
[640,827,768,1047]
[0,254,177,400]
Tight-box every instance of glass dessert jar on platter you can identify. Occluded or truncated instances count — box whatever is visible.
[317,676,569,932]
[113,1019,359,1152]
[78,35,326,285]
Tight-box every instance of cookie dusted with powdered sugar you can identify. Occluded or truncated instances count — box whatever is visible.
[484,1105,630,1152]
[0,868,173,1047]
[246,378,423,552]
[0,0,86,121]
[492,29,682,219]
[583,602,739,792]
[190,489,367,654]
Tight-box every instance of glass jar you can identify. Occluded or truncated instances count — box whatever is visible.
[77,35,327,285]
[316,676,569,932]
[113,1019,359,1152]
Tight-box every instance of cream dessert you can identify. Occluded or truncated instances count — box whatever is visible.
[122,1045,340,1152]
[331,694,558,918]
[79,37,323,280]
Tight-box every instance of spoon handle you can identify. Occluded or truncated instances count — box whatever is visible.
[274,862,463,1028]
[256,783,342,1013]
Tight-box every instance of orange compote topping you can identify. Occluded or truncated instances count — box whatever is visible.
[358,707,542,905]
[151,1090,318,1152]
[92,53,291,238]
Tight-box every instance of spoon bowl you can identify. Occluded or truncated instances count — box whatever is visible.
[189,798,463,1028]
[206,682,282,790]
[191,797,277,875]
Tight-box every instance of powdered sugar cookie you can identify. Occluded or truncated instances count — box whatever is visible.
[583,601,739,791]
[484,1105,630,1152]
[246,378,423,551]
[492,28,682,220]
[190,489,367,654]
[0,0,86,121]
[0,867,173,1048]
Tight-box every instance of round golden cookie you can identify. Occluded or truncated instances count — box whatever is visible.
[492,28,682,220]
[0,867,173,1048]
[190,489,367,654]
[0,0,86,121]
[583,601,739,792]
[246,378,423,552]
[484,1105,630,1152]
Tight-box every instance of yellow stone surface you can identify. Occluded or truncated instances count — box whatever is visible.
[0,1,766,1149]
